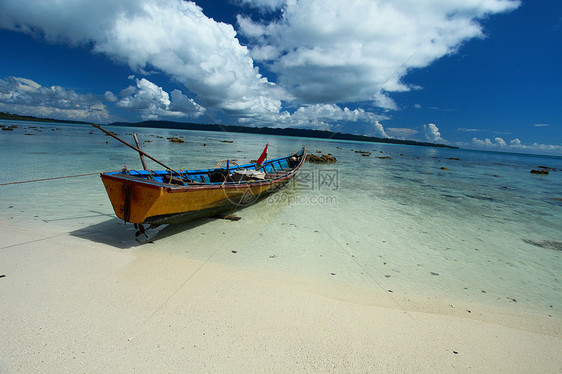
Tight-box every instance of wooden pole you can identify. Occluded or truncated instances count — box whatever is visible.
[92,125,174,171]
[133,133,148,170]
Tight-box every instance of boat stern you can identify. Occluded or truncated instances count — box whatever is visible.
[100,173,163,224]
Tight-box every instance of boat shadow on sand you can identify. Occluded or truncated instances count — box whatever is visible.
[69,213,217,249]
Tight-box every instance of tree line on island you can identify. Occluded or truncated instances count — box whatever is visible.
[0,112,456,149]
[0,112,91,124]
[110,120,456,149]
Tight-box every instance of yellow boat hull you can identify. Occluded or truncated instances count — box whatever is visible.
[101,171,294,225]
[101,148,305,224]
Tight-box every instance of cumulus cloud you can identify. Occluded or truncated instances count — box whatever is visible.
[386,128,419,139]
[494,137,507,147]
[238,0,520,107]
[0,76,109,122]
[0,0,282,121]
[233,102,389,136]
[116,78,205,120]
[472,137,495,146]
[424,123,445,143]
[238,0,285,10]
[0,0,520,132]
[276,104,388,137]
[470,137,562,155]
[103,91,118,102]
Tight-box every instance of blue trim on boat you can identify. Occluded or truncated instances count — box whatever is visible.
[103,148,305,187]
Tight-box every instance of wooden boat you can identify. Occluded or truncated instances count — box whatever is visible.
[99,140,306,226]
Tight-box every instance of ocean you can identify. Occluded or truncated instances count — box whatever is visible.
[1,120,561,317]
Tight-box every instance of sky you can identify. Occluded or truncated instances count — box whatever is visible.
[0,0,560,154]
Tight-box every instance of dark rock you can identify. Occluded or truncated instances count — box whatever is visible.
[168,137,184,143]
[355,150,371,156]
[306,154,337,163]
[530,169,549,174]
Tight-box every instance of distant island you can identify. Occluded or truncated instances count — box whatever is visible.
[0,112,90,124]
[1,112,456,148]
[110,120,457,149]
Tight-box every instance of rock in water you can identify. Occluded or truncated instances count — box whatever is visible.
[306,154,337,164]
[530,169,549,175]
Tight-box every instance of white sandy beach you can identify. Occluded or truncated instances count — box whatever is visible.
[0,223,560,373]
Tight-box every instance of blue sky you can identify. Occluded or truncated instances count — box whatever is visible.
[0,0,560,154]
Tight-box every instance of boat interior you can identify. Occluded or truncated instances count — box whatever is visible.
[105,149,305,187]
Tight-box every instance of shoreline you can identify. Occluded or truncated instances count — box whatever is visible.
[1,224,560,373]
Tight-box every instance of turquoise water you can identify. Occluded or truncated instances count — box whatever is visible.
[1,120,561,316]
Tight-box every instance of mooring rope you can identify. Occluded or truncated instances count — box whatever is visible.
[0,172,99,186]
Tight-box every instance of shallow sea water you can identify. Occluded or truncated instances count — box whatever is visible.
[1,121,561,316]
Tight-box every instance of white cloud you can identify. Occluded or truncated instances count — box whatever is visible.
[472,137,495,146]
[117,78,170,111]
[117,78,205,120]
[424,123,445,142]
[103,91,118,102]
[169,89,205,115]
[0,0,283,122]
[534,123,550,127]
[470,137,562,155]
[235,102,389,137]
[238,0,285,10]
[494,137,507,146]
[471,137,507,147]
[278,104,388,137]
[238,0,520,107]
[0,0,520,132]
[386,127,419,139]
[0,76,109,122]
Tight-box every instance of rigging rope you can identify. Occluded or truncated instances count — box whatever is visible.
[0,172,99,186]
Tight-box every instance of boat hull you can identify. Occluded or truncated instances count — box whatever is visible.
[100,149,305,225]
[101,175,290,224]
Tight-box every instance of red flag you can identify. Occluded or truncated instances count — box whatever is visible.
[257,143,268,165]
